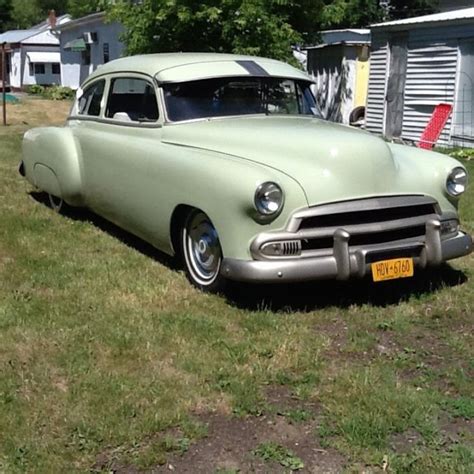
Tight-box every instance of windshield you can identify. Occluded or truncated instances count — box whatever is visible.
[163,77,321,122]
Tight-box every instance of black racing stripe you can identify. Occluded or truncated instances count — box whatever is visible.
[235,60,269,76]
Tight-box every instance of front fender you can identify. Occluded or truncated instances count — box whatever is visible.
[390,144,466,213]
[22,127,84,206]
[159,144,309,260]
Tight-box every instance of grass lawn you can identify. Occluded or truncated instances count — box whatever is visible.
[0,100,473,472]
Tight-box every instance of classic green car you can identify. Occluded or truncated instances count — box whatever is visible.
[20,53,472,291]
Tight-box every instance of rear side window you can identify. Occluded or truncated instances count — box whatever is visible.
[105,77,159,122]
[78,80,105,116]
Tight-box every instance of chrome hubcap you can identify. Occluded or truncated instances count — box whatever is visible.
[185,212,222,284]
[48,194,63,212]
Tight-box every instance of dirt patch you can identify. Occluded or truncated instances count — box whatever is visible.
[152,412,346,473]
[315,317,349,358]
[389,429,423,454]
[439,417,474,444]
[94,401,346,473]
[265,385,315,411]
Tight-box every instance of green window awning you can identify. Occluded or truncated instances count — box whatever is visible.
[64,38,86,52]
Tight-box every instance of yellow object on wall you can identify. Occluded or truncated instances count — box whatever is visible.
[355,45,370,107]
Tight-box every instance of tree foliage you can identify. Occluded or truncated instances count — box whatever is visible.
[0,0,13,32]
[2,0,102,30]
[67,0,103,19]
[319,0,438,30]
[321,0,384,29]
[388,0,438,20]
[108,0,439,61]
[107,0,325,62]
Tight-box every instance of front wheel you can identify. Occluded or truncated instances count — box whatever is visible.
[48,193,65,213]
[181,210,226,293]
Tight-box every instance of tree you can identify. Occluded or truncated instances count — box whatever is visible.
[321,0,385,29]
[388,0,438,20]
[67,0,103,19]
[9,0,42,29]
[0,0,13,32]
[107,0,325,63]
[6,0,102,29]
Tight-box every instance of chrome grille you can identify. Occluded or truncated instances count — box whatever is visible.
[251,196,443,261]
[292,196,439,255]
[298,203,436,230]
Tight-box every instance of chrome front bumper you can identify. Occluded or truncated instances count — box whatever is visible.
[221,229,472,283]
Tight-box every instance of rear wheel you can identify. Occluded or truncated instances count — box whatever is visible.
[181,209,226,293]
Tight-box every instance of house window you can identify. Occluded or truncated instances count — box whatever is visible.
[29,62,34,76]
[34,63,45,75]
[52,63,60,75]
[103,43,110,64]
[105,77,159,122]
[81,44,91,66]
[6,53,11,75]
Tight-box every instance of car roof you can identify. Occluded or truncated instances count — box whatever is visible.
[84,52,313,85]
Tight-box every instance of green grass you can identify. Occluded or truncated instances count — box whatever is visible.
[1,129,473,472]
[253,442,304,470]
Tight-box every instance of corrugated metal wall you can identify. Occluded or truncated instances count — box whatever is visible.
[365,23,473,146]
[402,43,457,145]
[365,35,388,135]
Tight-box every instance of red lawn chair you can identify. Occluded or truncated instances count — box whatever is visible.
[417,103,453,150]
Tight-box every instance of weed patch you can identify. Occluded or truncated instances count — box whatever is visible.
[253,442,304,470]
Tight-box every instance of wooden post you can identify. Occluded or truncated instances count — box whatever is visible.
[1,42,6,126]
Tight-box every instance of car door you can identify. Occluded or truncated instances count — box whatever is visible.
[70,74,170,248]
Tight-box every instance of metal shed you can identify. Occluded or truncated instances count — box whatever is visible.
[365,7,474,147]
[305,29,371,124]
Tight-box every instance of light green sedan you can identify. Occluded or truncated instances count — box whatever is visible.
[20,53,472,292]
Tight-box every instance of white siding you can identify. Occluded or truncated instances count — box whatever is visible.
[60,20,124,89]
[21,45,61,86]
[9,48,22,88]
[365,38,388,134]
[401,43,457,145]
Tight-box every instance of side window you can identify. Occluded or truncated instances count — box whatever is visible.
[78,80,105,116]
[34,63,45,75]
[105,77,159,122]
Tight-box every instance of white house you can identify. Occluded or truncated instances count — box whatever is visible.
[0,14,70,89]
[55,12,124,89]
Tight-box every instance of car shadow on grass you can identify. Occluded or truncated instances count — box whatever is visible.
[30,191,468,312]
[225,265,468,311]
[29,192,178,270]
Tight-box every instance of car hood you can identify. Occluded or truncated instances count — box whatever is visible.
[161,116,398,205]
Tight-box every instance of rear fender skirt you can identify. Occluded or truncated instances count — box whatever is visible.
[33,164,61,197]
[22,127,85,207]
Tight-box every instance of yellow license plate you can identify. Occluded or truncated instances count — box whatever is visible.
[371,258,414,282]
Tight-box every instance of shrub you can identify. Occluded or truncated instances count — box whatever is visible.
[43,85,75,101]
[449,148,474,160]
[27,84,45,95]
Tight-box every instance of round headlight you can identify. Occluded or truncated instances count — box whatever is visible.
[446,167,468,197]
[254,182,283,216]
